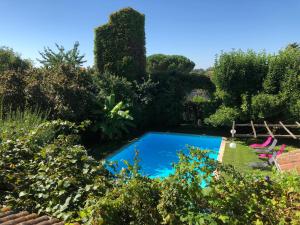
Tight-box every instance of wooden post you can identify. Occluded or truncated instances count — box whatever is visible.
[279,121,297,139]
[264,121,274,138]
[251,120,257,138]
[296,121,300,127]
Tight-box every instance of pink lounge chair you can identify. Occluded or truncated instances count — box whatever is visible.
[250,136,273,149]
[259,144,286,159]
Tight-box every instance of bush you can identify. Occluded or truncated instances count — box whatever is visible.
[0,47,31,73]
[147,54,195,74]
[251,93,285,120]
[210,167,300,224]
[25,65,97,121]
[93,95,134,140]
[94,8,146,80]
[213,50,269,106]
[0,115,109,220]
[183,90,215,124]
[263,45,300,94]
[0,106,47,141]
[95,73,135,105]
[81,177,161,225]
[205,105,239,126]
[0,70,26,111]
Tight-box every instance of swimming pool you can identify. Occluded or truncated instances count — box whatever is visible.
[107,132,222,178]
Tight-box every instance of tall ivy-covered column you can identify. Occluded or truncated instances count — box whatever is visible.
[94,7,146,80]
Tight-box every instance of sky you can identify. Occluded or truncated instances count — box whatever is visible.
[0,0,299,69]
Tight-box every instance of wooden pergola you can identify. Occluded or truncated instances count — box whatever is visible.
[231,121,300,139]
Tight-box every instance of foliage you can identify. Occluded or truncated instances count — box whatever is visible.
[263,45,300,94]
[94,95,134,140]
[213,50,269,106]
[95,73,135,105]
[183,89,216,124]
[209,45,300,124]
[0,106,48,141]
[37,42,86,69]
[147,54,195,74]
[0,113,110,220]
[81,176,161,225]
[157,147,218,224]
[143,53,214,127]
[205,105,239,126]
[0,46,31,73]
[94,7,146,80]
[251,93,285,120]
[210,168,300,224]
[148,72,187,127]
[1,113,300,225]
[25,65,97,121]
[0,70,26,111]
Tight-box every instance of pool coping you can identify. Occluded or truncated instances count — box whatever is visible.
[217,137,227,162]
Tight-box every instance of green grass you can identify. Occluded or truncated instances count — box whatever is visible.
[222,138,300,174]
[222,141,271,174]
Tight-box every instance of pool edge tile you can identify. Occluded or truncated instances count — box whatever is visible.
[217,137,227,162]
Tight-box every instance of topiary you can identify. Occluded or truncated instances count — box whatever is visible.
[94,8,146,81]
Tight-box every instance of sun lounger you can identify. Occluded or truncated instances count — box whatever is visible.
[250,136,272,149]
[258,144,286,159]
[255,139,278,154]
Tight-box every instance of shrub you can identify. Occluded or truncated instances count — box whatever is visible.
[0,47,31,73]
[0,117,109,220]
[94,8,146,80]
[95,73,135,105]
[25,65,97,121]
[263,45,300,94]
[183,90,215,124]
[81,177,161,225]
[0,106,47,141]
[0,70,26,111]
[205,105,239,126]
[251,93,285,120]
[213,50,269,106]
[157,148,218,224]
[93,95,134,140]
[147,54,195,74]
[210,167,300,224]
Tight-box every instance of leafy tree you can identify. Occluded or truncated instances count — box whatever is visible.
[205,105,239,126]
[38,42,86,68]
[147,54,195,74]
[94,8,146,80]
[251,93,285,120]
[213,50,269,106]
[0,47,31,72]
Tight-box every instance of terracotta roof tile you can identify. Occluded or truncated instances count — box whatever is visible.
[0,208,65,225]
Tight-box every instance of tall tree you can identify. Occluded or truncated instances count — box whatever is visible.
[94,8,146,80]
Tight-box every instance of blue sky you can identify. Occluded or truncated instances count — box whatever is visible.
[0,0,299,68]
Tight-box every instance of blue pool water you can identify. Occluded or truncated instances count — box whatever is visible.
[107,132,222,178]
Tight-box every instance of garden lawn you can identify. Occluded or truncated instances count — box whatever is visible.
[222,139,300,174]
[222,140,272,174]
